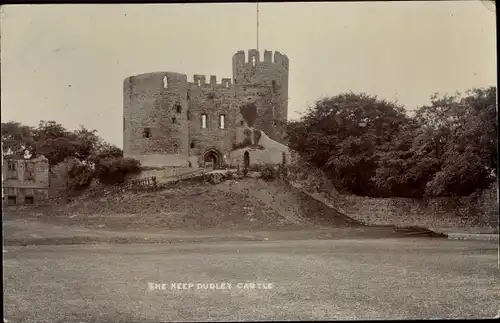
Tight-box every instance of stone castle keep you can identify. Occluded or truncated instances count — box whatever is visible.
[123,49,290,168]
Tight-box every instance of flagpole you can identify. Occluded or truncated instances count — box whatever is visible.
[257,1,259,51]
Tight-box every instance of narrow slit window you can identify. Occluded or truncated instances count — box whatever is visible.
[272,80,277,93]
[143,128,151,138]
[201,114,207,129]
[190,141,195,148]
[176,104,182,113]
[219,115,225,129]
[173,144,178,154]
[163,76,168,88]
[172,117,177,124]
[252,56,256,66]
[187,110,191,120]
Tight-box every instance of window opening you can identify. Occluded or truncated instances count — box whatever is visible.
[219,115,225,129]
[201,114,207,129]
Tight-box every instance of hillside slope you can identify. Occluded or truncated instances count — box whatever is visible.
[10,178,362,231]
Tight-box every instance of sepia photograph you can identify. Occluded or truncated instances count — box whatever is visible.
[1,1,498,321]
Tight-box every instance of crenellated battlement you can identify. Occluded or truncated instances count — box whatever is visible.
[189,74,232,89]
[124,50,290,160]
[232,49,289,71]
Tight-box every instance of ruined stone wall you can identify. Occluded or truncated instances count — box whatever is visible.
[233,84,285,142]
[123,72,189,167]
[187,75,237,163]
[232,49,289,143]
[2,156,49,205]
[2,156,49,189]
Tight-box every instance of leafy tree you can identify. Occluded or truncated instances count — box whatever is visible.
[1,119,136,193]
[373,120,441,197]
[90,143,123,163]
[71,125,101,161]
[373,86,497,197]
[37,137,78,166]
[1,121,36,158]
[418,87,497,196]
[287,92,411,195]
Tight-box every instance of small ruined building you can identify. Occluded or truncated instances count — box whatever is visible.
[2,155,50,206]
[123,49,291,169]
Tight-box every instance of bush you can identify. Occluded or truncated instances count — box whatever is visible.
[260,164,278,181]
[68,163,94,192]
[93,157,141,185]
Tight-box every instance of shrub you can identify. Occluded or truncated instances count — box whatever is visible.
[260,164,278,181]
[93,157,141,185]
[68,163,94,192]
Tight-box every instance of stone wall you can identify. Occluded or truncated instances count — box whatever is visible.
[289,156,498,233]
[2,155,50,205]
[228,127,291,168]
[304,183,498,233]
[123,72,189,166]
[123,49,290,166]
[126,153,189,168]
[126,167,203,183]
[187,75,236,161]
[232,49,289,143]
[328,183,498,232]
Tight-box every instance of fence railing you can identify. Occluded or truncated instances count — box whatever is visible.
[90,176,158,196]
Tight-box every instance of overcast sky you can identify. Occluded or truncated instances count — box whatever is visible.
[1,2,496,148]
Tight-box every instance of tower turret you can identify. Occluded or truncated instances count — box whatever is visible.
[232,49,289,143]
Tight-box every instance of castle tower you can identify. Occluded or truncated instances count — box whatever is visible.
[232,49,289,143]
[123,72,190,167]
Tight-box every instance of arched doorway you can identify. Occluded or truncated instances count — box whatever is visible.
[244,151,250,169]
[203,148,222,169]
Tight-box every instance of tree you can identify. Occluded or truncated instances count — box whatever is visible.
[373,120,441,197]
[1,121,36,158]
[1,119,137,195]
[287,92,411,195]
[71,125,101,161]
[89,140,123,164]
[374,86,497,197]
[419,87,497,196]
[37,137,78,166]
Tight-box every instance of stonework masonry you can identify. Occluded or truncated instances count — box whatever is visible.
[123,49,289,168]
[2,155,50,206]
